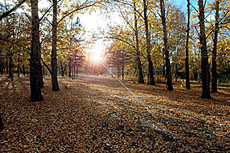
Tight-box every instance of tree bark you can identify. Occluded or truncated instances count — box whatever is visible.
[0,56,3,74]
[143,0,155,85]
[212,1,220,93]
[160,0,173,91]
[17,57,20,78]
[51,0,60,91]
[0,114,4,131]
[30,0,43,101]
[69,57,71,78]
[9,55,13,81]
[198,0,211,98]
[185,0,191,89]
[121,53,125,80]
[22,64,25,76]
[60,61,64,76]
[134,2,144,84]
[6,58,9,74]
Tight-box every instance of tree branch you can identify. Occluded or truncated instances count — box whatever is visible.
[57,2,97,25]
[41,58,52,75]
[0,0,26,21]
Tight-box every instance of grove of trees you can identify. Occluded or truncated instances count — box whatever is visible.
[106,0,230,97]
[0,0,230,131]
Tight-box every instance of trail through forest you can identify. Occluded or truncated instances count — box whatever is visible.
[0,75,230,152]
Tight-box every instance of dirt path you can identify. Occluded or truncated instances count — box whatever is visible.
[0,75,230,152]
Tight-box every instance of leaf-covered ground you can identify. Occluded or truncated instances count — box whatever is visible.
[0,74,230,152]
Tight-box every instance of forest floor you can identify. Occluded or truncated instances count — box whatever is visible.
[0,74,230,152]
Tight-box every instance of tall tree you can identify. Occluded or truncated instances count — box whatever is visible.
[51,0,60,91]
[211,0,220,93]
[198,0,211,98]
[143,0,155,85]
[160,0,173,91]
[134,2,144,83]
[185,0,191,89]
[30,0,43,101]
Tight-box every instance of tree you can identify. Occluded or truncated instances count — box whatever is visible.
[30,0,43,101]
[185,0,191,89]
[49,0,97,91]
[143,0,155,85]
[160,0,173,91]
[134,2,144,83]
[51,0,60,91]
[211,0,220,93]
[198,0,211,98]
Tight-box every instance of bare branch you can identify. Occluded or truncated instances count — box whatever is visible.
[0,0,26,21]
[57,2,97,25]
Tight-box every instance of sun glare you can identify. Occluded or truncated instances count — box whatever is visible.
[91,52,104,63]
[89,43,105,63]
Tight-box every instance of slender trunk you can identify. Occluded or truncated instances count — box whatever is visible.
[69,57,71,78]
[9,55,13,81]
[60,61,64,76]
[22,64,25,76]
[0,56,3,74]
[6,58,9,74]
[163,64,165,77]
[198,0,211,98]
[212,1,220,93]
[134,2,144,84]
[160,0,173,91]
[30,0,43,101]
[73,63,75,79]
[185,0,191,89]
[175,63,178,82]
[76,64,78,77]
[117,64,120,79]
[17,57,20,78]
[51,0,59,91]
[143,0,155,85]
[0,114,3,131]
[121,60,124,80]
[39,65,44,88]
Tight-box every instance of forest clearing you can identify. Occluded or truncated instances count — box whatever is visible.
[0,75,230,152]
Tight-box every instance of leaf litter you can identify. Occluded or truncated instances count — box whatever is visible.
[0,75,230,152]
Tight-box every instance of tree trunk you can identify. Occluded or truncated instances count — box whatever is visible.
[121,61,125,80]
[39,64,44,88]
[60,61,64,76]
[143,0,155,85]
[22,64,25,76]
[0,56,3,74]
[0,114,3,131]
[160,0,173,91]
[69,57,71,78]
[64,63,67,75]
[175,63,178,82]
[212,1,220,93]
[185,0,191,89]
[6,58,9,74]
[17,57,20,78]
[198,0,211,98]
[9,55,13,81]
[134,2,144,84]
[30,0,43,101]
[76,64,78,77]
[51,0,59,91]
